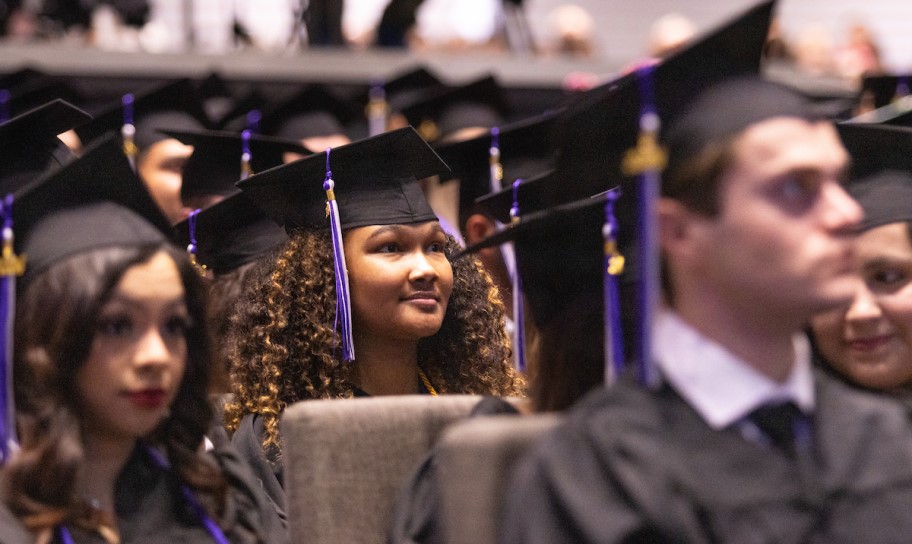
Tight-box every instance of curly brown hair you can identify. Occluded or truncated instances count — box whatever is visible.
[224,228,524,449]
[4,244,228,536]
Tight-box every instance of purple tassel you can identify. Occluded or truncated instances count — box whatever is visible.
[488,127,503,192]
[186,208,207,275]
[121,93,137,171]
[240,129,253,180]
[603,189,625,384]
[0,194,24,465]
[0,90,9,124]
[509,179,526,372]
[367,83,388,137]
[324,148,355,361]
[623,65,667,389]
[246,109,262,134]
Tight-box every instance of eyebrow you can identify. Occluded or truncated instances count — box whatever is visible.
[363,223,446,241]
[102,295,188,313]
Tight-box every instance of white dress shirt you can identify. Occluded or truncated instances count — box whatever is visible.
[653,310,815,431]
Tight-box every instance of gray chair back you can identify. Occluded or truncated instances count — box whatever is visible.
[281,395,483,544]
[437,414,563,544]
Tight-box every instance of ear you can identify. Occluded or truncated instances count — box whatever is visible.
[657,197,703,263]
[464,213,497,245]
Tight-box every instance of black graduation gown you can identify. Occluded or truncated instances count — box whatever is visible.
[231,413,287,524]
[500,370,912,544]
[387,396,520,544]
[56,439,287,544]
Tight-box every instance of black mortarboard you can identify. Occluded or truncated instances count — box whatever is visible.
[837,123,912,232]
[2,75,84,120]
[859,74,911,110]
[552,0,776,204]
[432,111,557,226]
[163,129,312,201]
[173,190,287,275]
[74,79,210,149]
[0,99,92,193]
[12,134,173,282]
[237,126,449,232]
[213,90,267,132]
[259,84,358,141]
[845,99,912,127]
[474,169,560,225]
[460,190,635,384]
[399,75,509,141]
[382,66,443,113]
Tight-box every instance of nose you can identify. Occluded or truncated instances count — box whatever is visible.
[408,250,440,284]
[821,181,863,233]
[845,283,883,323]
[134,326,172,372]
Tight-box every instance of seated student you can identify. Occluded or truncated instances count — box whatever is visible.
[0,137,286,544]
[499,74,912,543]
[387,174,625,544]
[74,79,211,225]
[224,127,524,514]
[811,124,912,396]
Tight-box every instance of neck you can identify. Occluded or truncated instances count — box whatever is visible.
[673,289,799,383]
[353,335,421,396]
[76,434,136,514]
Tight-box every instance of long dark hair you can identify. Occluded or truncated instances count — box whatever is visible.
[3,243,227,533]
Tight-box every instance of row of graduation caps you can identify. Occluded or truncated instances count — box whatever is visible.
[3,0,912,463]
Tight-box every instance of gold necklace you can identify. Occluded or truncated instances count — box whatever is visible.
[418,368,438,396]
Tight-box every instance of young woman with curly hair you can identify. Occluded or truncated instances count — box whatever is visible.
[224,128,524,513]
[0,140,285,544]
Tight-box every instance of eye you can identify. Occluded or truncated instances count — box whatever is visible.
[871,267,907,287]
[377,242,400,253]
[163,315,193,338]
[96,314,133,338]
[775,174,818,207]
[427,241,446,253]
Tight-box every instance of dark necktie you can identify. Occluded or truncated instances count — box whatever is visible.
[748,401,805,455]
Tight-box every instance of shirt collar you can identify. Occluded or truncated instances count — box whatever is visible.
[653,310,815,430]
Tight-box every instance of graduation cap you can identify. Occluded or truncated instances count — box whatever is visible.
[237,126,449,231]
[433,111,558,228]
[399,75,510,142]
[837,123,912,232]
[163,129,312,205]
[552,0,776,203]
[12,134,173,281]
[213,90,267,132]
[259,84,359,141]
[475,169,562,224]
[859,74,911,111]
[0,99,92,194]
[173,190,287,276]
[237,126,450,361]
[374,66,443,114]
[461,189,632,387]
[844,98,912,127]
[2,75,85,121]
[74,79,210,151]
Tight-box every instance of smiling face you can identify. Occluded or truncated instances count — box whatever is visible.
[344,221,454,345]
[76,251,191,446]
[811,222,912,390]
